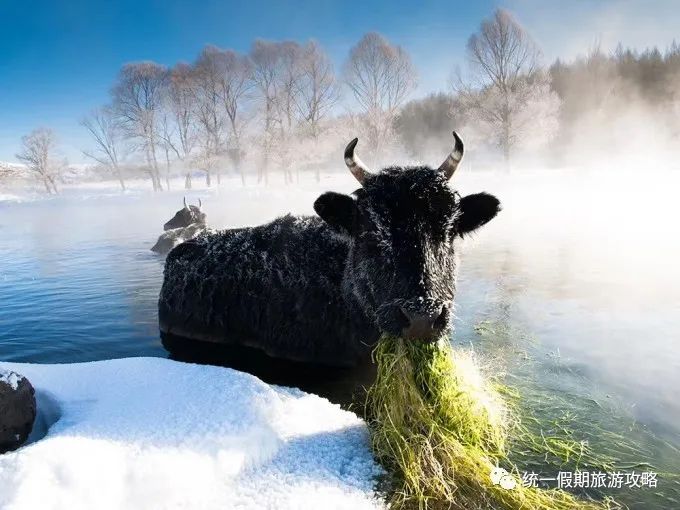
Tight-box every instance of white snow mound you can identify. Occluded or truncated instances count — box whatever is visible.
[0,358,384,510]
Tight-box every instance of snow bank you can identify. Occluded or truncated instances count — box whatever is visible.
[0,193,25,204]
[0,358,384,510]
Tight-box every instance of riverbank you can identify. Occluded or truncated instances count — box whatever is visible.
[0,358,384,510]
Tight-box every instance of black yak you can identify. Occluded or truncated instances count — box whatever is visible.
[158,133,500,368]
[163,197,206,231]
[151,198,208,255]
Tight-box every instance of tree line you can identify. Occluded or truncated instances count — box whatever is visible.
[397,13,680,170]
[7,9,680,193]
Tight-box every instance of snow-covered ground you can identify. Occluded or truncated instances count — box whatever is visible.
[0,358,384,510]
[0,173,358,204]
[0,192,24,204]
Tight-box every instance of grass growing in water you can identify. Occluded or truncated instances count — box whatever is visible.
[365,334,616,509]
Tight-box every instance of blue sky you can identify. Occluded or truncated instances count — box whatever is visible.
[1,0,678,163]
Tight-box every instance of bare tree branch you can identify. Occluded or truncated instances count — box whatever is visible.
[454,9,557,169]
[81,106,127,191]
[15,128,62,194]
[343,32,417,160]
[111,61,168,191]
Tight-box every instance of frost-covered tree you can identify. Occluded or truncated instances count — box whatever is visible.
[295,41,337,138]
[15,128,63,194]
[163,62,199,189]
[344,32,417,161]
[81,107,127,191]
[276,41,306,184]
[112,62,168,190]
[192,48,228,186]
[210,47,252,185]
[456,73,560,163]
[158,114,176,191]
[249,40,307,184]
[249,40,281,185]
[294,40,338,182]
[454,9,559,169]
[248,40,338,184]
[191,46,254,186]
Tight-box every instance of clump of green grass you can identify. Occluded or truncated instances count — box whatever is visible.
[365,335,615,509]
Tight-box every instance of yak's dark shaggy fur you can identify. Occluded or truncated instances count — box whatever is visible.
[159,217,374,366]
[159,163,500,368]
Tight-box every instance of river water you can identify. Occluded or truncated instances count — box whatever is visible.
[1,171,678,508]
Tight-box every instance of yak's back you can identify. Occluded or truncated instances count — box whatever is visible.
[158,214,362,365]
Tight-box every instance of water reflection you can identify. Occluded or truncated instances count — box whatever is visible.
[0,172,679,507]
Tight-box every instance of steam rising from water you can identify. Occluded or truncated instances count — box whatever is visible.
[455,167,680,438]
[1,142,679,442]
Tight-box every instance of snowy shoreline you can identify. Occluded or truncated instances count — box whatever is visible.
[0,358,384,510]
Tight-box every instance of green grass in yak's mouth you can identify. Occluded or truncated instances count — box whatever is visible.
[364,334,620,510]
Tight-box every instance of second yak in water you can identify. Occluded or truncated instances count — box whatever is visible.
[151,198,208,255]
[159,132,500,367]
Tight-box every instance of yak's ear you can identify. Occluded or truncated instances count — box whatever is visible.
[456,192,501,235]
[314,192,358,236]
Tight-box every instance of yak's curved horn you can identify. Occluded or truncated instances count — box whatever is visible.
[183,196,189,210]
[198,198,202,210]
[344,138,372,185]
[438,131,465,180]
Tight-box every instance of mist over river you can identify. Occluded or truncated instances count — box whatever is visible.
[1,170,679,507]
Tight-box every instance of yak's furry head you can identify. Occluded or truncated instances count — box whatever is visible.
[164,198,207,231]
[314,134,500,341]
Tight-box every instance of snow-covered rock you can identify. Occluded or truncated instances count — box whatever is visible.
[0,358,384,510]
[0,368,36,454]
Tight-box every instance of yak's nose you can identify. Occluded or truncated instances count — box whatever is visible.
[400,302,448,341]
